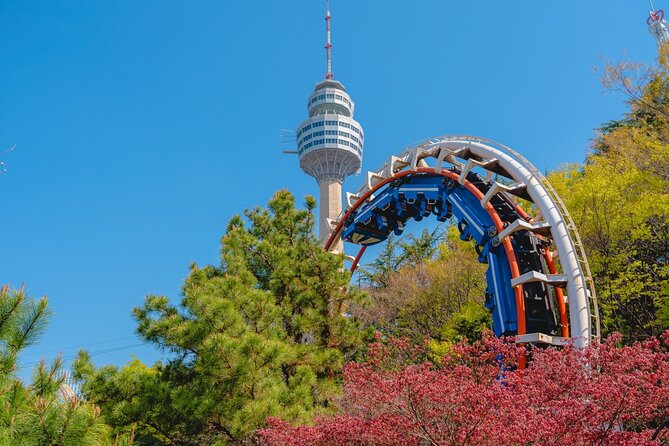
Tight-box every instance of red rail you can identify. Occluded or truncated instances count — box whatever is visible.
[325,168,528,361]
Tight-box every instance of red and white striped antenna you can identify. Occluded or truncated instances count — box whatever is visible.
[325,0,333,80]
[647,0,669,47]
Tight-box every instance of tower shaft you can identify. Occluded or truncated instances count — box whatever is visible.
[319,178,343,252]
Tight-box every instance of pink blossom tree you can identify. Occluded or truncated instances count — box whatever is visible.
[259,333,669,446]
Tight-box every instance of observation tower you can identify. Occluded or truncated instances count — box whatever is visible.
[295,0,364,252]
[648,1,669,47]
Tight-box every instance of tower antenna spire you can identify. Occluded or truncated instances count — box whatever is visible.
[325,0,333,79]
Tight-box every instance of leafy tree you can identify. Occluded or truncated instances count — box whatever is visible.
[74,191,367,445]
[0,285,110,446]
[259,331,669,446]
[354,226,490,345]
[549,48,669,340]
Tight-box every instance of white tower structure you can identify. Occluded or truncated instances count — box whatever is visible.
[648,1,669,47]
[296,0,364,252]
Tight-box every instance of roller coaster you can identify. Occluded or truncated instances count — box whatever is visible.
[324,136,600,349]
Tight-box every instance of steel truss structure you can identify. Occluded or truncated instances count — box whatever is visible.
[325,135,600,349]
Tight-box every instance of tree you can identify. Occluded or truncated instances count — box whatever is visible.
[357,227,444,289]
[548,48,669,340]
[0,285,110,446]
[259,332,669,446]
[74,190,367,445]
[353,227,490,345]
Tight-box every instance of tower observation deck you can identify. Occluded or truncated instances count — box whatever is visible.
[296,0,364,251]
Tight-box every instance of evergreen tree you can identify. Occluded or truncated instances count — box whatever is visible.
[357,227,444,289]
[0,285,110,446]
[74,191,367,445]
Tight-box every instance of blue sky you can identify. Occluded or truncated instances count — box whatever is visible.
[0,0,661,378]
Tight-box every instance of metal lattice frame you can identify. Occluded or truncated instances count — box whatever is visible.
[326,135,600,348]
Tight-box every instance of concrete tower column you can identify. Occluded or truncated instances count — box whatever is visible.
[319,178,343,252]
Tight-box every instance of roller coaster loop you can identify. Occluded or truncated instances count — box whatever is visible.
[325,135,600,351]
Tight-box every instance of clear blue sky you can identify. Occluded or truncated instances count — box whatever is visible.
[0,0,660,378]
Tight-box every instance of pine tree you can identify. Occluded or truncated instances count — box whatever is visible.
[0,285,110,446]
[74,190,367,445]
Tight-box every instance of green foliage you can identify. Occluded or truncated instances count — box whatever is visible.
[439,299,491,344]
[0,285,48,376]
[75,190,367,445]
[0,285,110,446]
[354,226,491,345]
[549,50,669,341]
[357,227,444,288]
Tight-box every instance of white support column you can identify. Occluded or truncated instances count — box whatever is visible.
[319,178,343,252]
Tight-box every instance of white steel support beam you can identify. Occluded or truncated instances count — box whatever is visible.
[510,271,568,288]
[496,219,552,243]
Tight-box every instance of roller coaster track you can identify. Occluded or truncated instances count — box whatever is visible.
[325,135,600,349]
